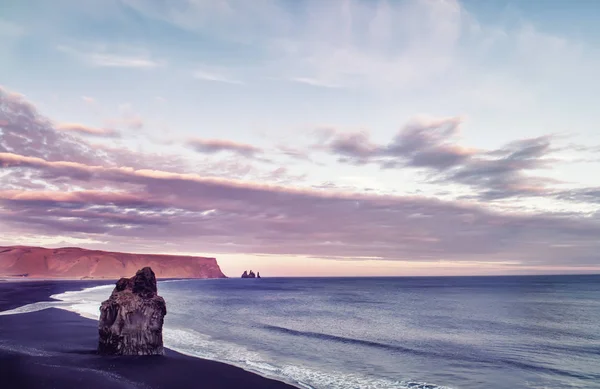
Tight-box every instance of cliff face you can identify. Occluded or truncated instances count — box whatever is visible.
[98,267,166,355]
[0,246,227,279]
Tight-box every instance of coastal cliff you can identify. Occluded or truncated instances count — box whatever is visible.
[98,267,166,355]
[0,246,227,279]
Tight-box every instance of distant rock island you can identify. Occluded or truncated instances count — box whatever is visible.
[241,270,261,278]
[0,245,227,279]
[98,267,166,355]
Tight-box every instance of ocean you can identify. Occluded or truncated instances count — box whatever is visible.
[4,275,600,389]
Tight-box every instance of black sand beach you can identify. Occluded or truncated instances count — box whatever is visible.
[0,281,297,389]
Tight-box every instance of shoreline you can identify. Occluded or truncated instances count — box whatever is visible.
[0,280,299,389]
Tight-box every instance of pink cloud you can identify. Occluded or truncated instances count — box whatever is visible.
[56,123,120,138]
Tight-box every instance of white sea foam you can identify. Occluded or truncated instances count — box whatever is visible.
[50,285,112,320]
[0,301,69,316]
[53,284,114,297]
[162,327,291,383]
[0,284,112,319]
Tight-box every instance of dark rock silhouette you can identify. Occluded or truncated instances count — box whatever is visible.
[98,267,166,355]
[241,270,257,278]
[257,272,261,278]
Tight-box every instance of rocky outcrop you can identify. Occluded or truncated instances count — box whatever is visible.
[0,245,227,279]
[242,270,260,278]
[98,267,166,356]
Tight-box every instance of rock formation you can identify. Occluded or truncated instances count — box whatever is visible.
[241,270,257,278]
[257,272,261,278]
[98,267,166,356]
[0,246,227,279]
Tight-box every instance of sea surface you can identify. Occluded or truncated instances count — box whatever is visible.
[3,275,600,389]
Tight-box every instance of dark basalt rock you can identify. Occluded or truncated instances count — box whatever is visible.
[241,270,257,278]
[98,267,166,356]
[132,266,158,297]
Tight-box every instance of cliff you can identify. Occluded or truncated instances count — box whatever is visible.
[0,246,227,279]
[98,267,166,355]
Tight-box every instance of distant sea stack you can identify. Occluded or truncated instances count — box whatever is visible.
[241,270,261,278]
[98,267,166,356]
[0,246,227,279]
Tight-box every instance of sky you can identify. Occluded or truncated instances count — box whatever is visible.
[1,0,600,277]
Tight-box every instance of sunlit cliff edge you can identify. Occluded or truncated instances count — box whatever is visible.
[0,246,227,279]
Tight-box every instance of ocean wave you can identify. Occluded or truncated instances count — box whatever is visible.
[261,324,596,382]
[262,324,423,355]
[2,283,455,389]
[164,325,452,389]
[156,279,188,284]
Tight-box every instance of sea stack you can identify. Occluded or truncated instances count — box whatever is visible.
[241,270,257,278]
[98,267,167,356]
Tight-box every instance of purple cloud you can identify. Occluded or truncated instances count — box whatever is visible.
[0,87,100,164]
[328,131,379,164]
[187,138,263,157]
[319,117,566,199]
[2,85,600,270]
[446,136,559,199]
[1,150,600,266]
